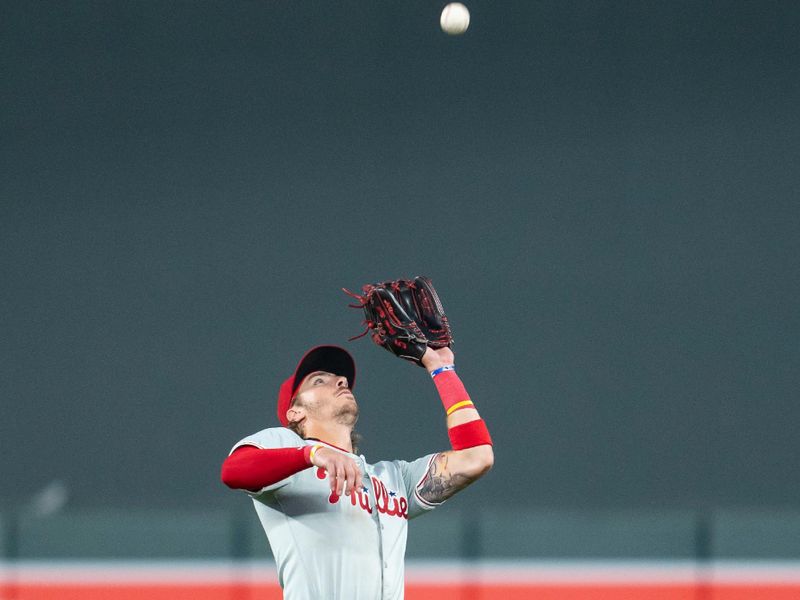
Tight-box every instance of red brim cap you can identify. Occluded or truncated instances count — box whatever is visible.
[276,345,356,427]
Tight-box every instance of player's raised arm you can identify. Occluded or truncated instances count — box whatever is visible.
[346,275,493,504]
[416,346,493,503]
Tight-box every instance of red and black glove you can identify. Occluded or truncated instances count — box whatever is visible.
[345,275,453,366]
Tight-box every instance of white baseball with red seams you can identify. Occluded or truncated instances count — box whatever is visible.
[229,427,442,600]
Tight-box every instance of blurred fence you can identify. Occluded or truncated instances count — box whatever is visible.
[2,506,800,599]
[5,506,800,560]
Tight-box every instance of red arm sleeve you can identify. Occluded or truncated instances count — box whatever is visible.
[220,445,313,492]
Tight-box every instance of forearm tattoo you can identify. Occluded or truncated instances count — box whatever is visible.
[417,452,473,504]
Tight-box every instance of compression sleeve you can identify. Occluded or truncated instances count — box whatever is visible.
[220,445,313,491]
[431,368,493,450]
[432,369,473,415]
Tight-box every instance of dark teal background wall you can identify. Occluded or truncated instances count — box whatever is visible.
[3,1,799,511]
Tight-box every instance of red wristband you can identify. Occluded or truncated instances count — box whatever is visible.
[433,370,472,414]
[448,419,493,450]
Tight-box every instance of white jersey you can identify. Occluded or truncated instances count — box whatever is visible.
[229,427,443,600]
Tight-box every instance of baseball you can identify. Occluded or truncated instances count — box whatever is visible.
[440,3,470,35]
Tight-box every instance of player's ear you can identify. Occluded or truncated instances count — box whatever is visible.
[286,403,306,425]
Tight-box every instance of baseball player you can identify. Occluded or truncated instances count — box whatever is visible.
[221,278,493,600]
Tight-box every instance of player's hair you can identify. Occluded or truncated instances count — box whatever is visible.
[285,415,306,439]
[286,398,362,454]
[349,430,362,455]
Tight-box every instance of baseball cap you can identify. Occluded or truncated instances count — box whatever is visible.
[276,345,356,427]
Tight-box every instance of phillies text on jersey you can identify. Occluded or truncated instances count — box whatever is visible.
[229,427,443,600]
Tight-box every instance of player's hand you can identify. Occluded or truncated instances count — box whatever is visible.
[311,447,364,497]
[421,346,455,374]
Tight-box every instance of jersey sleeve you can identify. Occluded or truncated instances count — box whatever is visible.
[393,453,443,520]
[228,427,306,496]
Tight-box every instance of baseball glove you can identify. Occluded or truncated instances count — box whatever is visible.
[344,276,453,366]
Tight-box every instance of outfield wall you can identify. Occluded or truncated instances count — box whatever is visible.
[2,508,800,598]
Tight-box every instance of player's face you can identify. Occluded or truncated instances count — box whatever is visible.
[293,371,358,425]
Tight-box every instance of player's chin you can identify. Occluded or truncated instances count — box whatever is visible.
[333,401,359,425]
